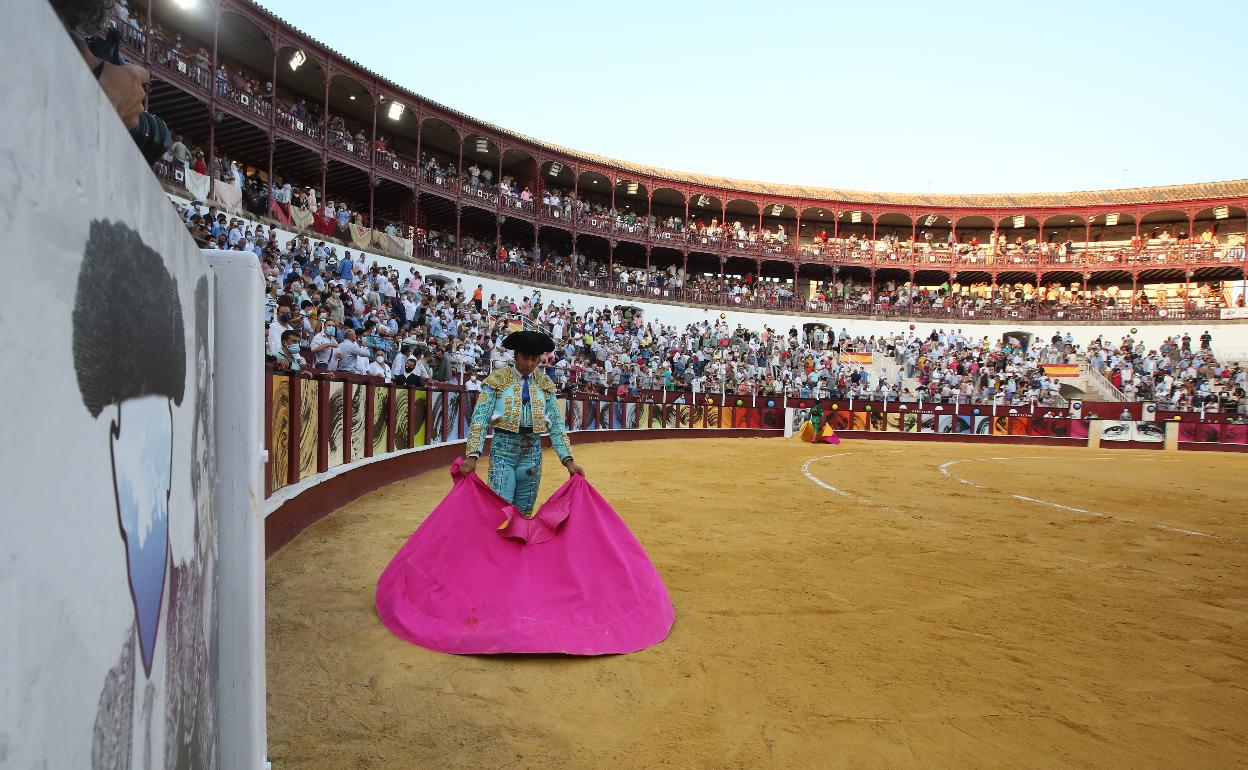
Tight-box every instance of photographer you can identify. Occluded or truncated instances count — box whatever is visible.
[52,0,170,164]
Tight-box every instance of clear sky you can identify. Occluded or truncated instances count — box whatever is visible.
[256,0,1247,195]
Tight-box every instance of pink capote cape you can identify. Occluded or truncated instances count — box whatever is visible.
[375,459,675,655]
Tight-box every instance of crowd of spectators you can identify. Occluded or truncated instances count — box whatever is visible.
[175,190,1241,413]
[1087,331,1245,411]
[807,276,1231,318]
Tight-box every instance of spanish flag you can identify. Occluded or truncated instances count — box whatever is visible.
[844,351,873,365]
[1043,364,1080,378]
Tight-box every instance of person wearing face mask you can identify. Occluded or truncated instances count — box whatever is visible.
[311,322,339,370]
[368,351,393,383]
[394,356,423,387]
[273,330,303,372]
[323,285,345,328]
[268,304,293,355]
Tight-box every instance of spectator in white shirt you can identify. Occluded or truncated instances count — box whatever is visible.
[310,323,339,369]
[367,352,392,383]
[268,306,293,355]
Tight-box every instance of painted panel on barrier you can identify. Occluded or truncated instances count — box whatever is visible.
[5,7,220,759]
[761,407,783,430]
[298,378,318,480]
[920,414,936,433]
[887,413,902,431]
[445,392,462,441]
[372,387,390,456]
[852,412,869,431]
[1101,420,1167,442]
[271,376,290,491]
[395,388,410,449]
[411,391,428,446]
[350,383,366,460]
[937,415,955,434]
[327,380,345,468]
[707,406,722,428]
[1224,423,1248,444]
[597,402,611,431]
[1069,419,1090,439]
[429,392,444,443]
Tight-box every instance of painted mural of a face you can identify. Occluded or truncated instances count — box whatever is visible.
[73,220,186,678]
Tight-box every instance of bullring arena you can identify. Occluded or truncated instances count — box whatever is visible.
[267,439,1248,769]
[6,0,1248,769]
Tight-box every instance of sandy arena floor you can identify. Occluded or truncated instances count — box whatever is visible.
[266,438,1248,769]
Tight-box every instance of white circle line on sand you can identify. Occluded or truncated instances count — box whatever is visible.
[938,457,1222,541]
[800,454,852,497]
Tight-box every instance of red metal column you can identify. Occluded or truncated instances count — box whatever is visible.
[319,70,329,204]
[205,5,220,184]
[363,381,375,457]
[367,94,378,228]
[386,383,396,453]
[287,373,301,486]
[316,378,329,473]
[266,33,277,187]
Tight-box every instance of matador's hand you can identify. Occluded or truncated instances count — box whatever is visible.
[459,457,478,477]
[563,458,585,478]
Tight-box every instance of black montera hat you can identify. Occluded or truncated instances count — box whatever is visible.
[503,330,555,355]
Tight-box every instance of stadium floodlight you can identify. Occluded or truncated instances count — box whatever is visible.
[288,50,306,71]
[548,162,563,176]
[626,183,639,195]
[1105,213,1120,226]
[475,138,489,153]
[388,102,405,120]
[174,0,198,8]
[696,195,710,207]
[1013,215,1026,229]
[1214,206,1229,220]
[770,205,783,216]
[850,211,862,223]
[924,215,937,226]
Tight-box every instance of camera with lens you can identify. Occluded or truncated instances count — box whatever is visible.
[85,27,172,166]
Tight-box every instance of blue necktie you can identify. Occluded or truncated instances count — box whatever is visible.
[521,376,530,404]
